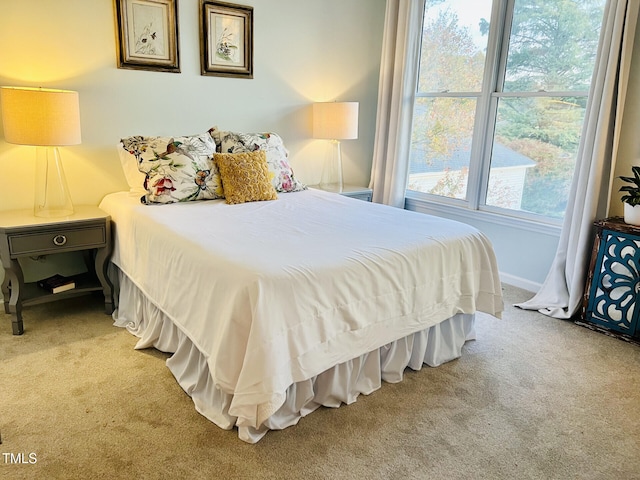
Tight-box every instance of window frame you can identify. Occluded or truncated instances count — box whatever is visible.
[407,0,597,227]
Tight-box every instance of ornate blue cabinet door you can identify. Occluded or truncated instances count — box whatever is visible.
[582,218,640,341]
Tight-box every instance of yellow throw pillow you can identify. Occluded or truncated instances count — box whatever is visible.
[214,151,278,204]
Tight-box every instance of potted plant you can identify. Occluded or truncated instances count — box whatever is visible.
[619,165,640,226]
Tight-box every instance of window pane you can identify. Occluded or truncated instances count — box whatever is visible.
[503,0,605,92]
[418,0,493,92]
[408,97,477,200]
[486,96,587,218]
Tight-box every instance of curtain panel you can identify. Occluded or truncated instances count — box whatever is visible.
[369,0,425,207]
[516,0,639,319]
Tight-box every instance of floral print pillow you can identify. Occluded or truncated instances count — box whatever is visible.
[209,127,306,193]
[120,132,224,204]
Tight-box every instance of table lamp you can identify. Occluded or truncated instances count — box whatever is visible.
[313,101,358,192]
[1,86,81,217]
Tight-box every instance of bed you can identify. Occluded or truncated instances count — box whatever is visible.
[102,129,503,443]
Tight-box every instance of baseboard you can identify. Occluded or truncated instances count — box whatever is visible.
[499,272,540,293]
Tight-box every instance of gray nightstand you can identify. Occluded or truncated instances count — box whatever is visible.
[311,184,373,202]
[0,206,113,335]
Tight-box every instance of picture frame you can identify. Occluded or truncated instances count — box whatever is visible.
[199,1,253,79]
[114,0,180,73]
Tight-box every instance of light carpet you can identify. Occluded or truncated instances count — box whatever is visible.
[1,284,639,479]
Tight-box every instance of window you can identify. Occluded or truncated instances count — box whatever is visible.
[408,0,606,223]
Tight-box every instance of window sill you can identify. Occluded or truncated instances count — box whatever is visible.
[404,192,563,238]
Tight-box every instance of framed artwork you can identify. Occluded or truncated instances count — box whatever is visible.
[200,1,253,79]
[114,0,180,73]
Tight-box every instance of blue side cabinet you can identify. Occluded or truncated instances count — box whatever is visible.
[582,217,640,342]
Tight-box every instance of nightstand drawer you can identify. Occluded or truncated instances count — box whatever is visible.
[7,225,106,256]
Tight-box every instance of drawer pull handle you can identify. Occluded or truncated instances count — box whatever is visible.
[52,235,67,246]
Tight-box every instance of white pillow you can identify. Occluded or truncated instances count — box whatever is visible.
[117,141,147,194]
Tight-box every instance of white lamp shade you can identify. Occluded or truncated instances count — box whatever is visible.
[1,86,81,146]
[313,102,359,140]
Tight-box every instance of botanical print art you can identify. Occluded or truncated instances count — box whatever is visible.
[210,13,244,66]
[128,0,170,60]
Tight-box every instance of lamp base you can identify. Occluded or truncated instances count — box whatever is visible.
[34,146,74,218]
[35,207,75,218]
[319,140,344,193]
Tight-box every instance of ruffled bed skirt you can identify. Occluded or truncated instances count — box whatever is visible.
[112,268,476,443]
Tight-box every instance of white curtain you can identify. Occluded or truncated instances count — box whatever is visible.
[369,0,425,207]
[516,0,639,319]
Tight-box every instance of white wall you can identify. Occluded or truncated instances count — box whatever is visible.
[612,23,640,218]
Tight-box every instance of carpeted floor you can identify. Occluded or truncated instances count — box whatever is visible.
[1,284,639,480]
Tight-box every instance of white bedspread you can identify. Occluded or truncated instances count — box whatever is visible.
[99,189,502,429]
